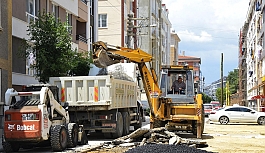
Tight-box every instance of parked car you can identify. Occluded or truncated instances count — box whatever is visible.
[203,104,214,117]
[210,101,221,109]
[209,105,265,125]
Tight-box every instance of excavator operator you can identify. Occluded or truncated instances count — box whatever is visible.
[171,76,186,94]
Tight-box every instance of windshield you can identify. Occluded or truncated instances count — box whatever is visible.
[11,94,41,106]
[160,70,194,96]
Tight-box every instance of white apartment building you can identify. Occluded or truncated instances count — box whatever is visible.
[161,4,171,65]
[245,0,261,110]
[170,30,180,65]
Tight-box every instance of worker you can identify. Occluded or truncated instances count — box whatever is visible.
[171,76,186,94]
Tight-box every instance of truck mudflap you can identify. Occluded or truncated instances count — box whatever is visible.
[4,120,41,140]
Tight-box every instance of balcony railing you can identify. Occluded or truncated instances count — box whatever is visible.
[80,0,87,5]
[76,35,88,44]
[26,12,38,23]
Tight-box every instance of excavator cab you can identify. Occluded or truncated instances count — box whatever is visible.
[160,65,195,103]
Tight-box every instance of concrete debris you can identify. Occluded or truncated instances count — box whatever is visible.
[95,128,208,152]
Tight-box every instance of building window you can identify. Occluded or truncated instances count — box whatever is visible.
[66,12,72,34]
[98,14,107,28]
[52,4,59,22]
[26,0,39,23]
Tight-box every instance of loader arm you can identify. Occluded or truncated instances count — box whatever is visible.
[92,41,162,119]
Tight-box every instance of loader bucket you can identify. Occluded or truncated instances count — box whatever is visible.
[93,42,120,68]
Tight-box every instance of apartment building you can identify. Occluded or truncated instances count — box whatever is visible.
[204,77,227,101]
[12,0,96,90]
[170,30,180,65]
[161,4,171,65]
[0,0,12,143]
[244,0,263,110]
[138,0,162,75]
[178,54,201,93]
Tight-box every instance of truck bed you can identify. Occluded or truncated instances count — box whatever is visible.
[49,75,138,110]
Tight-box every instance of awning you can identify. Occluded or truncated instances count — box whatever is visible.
[251,95,265,100]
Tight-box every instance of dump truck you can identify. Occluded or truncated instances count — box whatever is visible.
[2,85,82,152]
[49,70,144,139]
[92,41,204,138]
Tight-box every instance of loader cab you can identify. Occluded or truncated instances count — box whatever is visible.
[160,65,195,102]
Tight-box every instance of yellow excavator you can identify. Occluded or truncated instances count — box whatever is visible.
[92,41,204,138]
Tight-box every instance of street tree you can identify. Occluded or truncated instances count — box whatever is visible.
[227,69,239,94]
[216,88,226,104]
[202,93,214,103]
[20,12,91,83]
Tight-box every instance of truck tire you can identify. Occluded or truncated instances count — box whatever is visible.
[66,123,78,148]
[112,112,123,138]
[2,141,20,152]
[79,130,88,145]
[50,125,68,151]
[122,112,130,135]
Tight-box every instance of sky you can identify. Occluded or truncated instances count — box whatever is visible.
[163,0,250,85]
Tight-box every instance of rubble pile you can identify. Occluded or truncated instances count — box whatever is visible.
[98,128,210,153]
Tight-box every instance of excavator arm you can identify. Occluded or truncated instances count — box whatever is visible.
[92,41,162,120]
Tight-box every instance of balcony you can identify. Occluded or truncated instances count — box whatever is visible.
[76,35,88,52]
[78,0,88,22]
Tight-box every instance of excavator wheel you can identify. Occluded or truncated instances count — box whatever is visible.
[192,105,205,136]
[50,125,68,151]
[66,123,78,148]
[2,141,20,152]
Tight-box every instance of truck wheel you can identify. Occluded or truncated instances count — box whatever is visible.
[50,125,68,151]
[122,112,130,135]
[67,123,78,148]
[112,112,123,138]
[134,116,142,130]
[2,141,20,152]
[79,130,88,145]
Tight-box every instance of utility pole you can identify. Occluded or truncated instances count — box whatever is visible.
[221,53,224,106]
[127,14,134,48]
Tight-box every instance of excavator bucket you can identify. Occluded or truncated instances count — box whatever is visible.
[92,41,120,68]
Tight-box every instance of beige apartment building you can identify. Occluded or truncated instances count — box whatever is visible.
[98,0,137,47]
[12,0,95,90]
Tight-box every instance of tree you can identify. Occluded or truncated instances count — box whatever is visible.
[227,69,239,94]
[216,88,226,104]
[202,93,214,103]
[21,12,91,83]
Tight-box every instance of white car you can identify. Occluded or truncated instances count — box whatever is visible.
[209,105,265,125]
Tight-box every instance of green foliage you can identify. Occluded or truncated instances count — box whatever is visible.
[20,12,91,83]
[227,69,239,94]
[202,93,214,103]
[69,52,91,76]
[216,88,226,104]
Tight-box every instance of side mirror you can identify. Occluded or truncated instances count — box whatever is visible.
[250,111,255,114]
